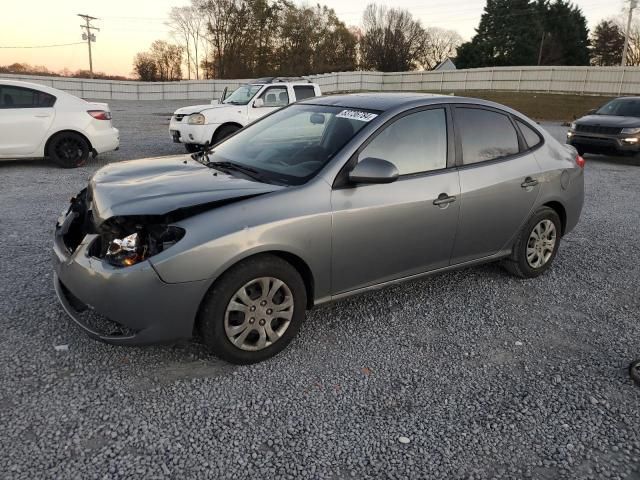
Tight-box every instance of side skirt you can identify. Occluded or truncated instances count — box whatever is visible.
[314,249,512,307]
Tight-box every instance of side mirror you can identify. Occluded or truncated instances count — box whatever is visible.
[348,158,399,185]
[254,98,264,108]
[587,108,597,115]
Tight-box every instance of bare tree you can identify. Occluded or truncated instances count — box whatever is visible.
[360,3,426,72]
[420,27,462,70]
[167,7,193,79]
[615,15,640,66]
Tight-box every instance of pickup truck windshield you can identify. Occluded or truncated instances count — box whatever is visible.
[223,85,262,105]
[208,104,379,186]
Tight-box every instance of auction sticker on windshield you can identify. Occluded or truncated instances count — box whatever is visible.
[336,110,378,122]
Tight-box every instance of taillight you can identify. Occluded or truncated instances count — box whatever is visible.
[576,155,585,168]
[87,110,112,120]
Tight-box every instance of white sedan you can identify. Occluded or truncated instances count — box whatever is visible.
[0,80,119,168]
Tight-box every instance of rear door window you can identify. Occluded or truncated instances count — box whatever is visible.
[260,86,289,107]
[293,86,317,101]
[455,108,519,165]
[0,85,56,108]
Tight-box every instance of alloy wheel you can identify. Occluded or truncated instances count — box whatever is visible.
[526,219,557,269]
[55,138,83,162]
[224,277,294,351]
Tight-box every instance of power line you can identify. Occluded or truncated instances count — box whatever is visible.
[0,42,84,49]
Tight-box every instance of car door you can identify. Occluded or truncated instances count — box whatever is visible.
[330,107,460,294]
[450,106,541,265]
[0,85,56,157]
[247,85,290,123]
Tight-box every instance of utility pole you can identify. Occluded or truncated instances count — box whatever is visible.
[537,31,546,66]
[622,0,638,66]
[78,14,99,78]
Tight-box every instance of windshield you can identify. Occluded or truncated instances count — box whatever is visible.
[208,104,379,185]
[596,98,640,117]
[223,85,262,105]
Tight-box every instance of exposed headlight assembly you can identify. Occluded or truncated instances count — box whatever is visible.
[621,127,640,135]
[188,113,206,125]
[100,223,186,268]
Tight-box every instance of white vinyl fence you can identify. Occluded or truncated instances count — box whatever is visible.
[1,66,637,101]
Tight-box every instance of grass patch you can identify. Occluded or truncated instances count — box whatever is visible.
[439,91,613,122]
[417,90,614,122]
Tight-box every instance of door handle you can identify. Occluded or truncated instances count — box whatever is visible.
[433,193,457,207]
[521,177,539,188]
[35,114,51,118]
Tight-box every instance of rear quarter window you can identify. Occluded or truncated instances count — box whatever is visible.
[293,86,317,101]
[516,119,543,149]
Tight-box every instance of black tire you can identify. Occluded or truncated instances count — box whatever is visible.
[502,206,562,279]
[212,124,241,145]
[630,360,640,386]
[47,132,90,168]
[198,254,307,364]
[184,143,201,154]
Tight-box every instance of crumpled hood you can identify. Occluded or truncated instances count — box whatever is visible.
[173,103,237,115]
[89,155,283,224]
[576,115,640,128]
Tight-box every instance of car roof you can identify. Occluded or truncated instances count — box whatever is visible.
[301,92,519,113]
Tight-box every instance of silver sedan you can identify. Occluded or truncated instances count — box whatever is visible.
[53,93,584,364]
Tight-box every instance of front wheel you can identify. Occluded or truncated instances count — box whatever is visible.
[198,255,307,364]
[47,132,90,168]
[212,124,241,145]
[502,207,562,278]
[184,143,201,154]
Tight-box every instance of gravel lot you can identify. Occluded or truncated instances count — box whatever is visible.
[1,100,639,479]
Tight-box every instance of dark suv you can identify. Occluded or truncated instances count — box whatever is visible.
[567,97,640,156]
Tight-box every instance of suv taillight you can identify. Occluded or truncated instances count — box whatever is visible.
[576,155,585,168]
[87,110,112,120]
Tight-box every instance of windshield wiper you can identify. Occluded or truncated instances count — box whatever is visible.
[206,161,265,181]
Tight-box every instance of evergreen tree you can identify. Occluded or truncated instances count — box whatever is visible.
[456,0,590,68]
[590,20,625,66]
[456,0,540,68]
[537,0,590,65]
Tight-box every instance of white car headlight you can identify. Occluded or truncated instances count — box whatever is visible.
[188,113,205,125]
[570,122,576,130]
[621,127,640,135]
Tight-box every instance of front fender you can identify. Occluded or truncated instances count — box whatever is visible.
[149,180,333,302]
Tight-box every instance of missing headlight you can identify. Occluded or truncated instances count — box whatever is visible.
[93,218,185,267]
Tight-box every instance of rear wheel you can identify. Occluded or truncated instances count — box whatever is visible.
[47,132,90,168]
[502,206,562,278]
[212,124,241,145]
[198,255,307,364]
[184,143,200,154]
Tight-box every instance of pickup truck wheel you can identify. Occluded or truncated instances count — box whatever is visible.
[213,125,240,145]
[184,143,200,153]
[47,132,90,168]
[198,254,307,365]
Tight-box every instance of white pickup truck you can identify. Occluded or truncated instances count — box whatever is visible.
[169,78,322,152]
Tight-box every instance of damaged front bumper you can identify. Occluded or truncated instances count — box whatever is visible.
[53,203,208,346]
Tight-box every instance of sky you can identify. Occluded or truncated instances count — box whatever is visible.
[0,0,621,77]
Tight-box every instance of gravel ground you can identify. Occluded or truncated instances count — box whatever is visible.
[1,101,639,479]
